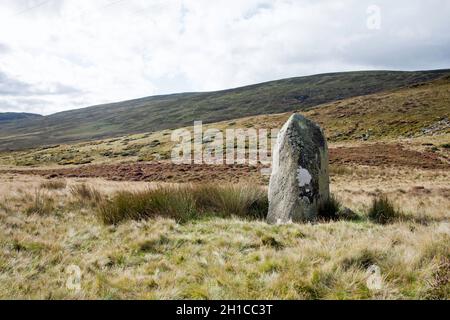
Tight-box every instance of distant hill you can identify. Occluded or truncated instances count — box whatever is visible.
[2,76,449,167]
[0,112,43,123]
[0,69,449,151]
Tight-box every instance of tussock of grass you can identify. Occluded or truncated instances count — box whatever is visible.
[40,179,67,190]
[70,184,103,205]
[341,248,384,271]
[368,196,402,224]
[137,235,171,254]
[98,186,197,225]
[261,236,284,250]
[318,194,342,221]
[11,239,52,253]
[97,184,268,225]
[0,199,11,213]
[25,190,55,215]
[191,184,268,220]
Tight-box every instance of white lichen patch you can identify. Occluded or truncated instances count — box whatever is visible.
[297,167,312,187]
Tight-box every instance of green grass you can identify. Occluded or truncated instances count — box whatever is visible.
[97,185,363,226]
[98,186,197,224]
[97,184,268,225]
[24,190,56,215]
[368,196,402,224]
[318,194,342,221]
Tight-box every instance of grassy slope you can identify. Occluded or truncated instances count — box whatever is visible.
[1,70,449,151]
[0,112,43,123]
[1,76,449,167]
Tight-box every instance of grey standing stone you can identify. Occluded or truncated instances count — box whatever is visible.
[267,114,330,224]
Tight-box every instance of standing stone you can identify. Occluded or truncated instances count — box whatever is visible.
[267,114,330,224]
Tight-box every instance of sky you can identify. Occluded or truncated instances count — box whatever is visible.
[0,0,449,115]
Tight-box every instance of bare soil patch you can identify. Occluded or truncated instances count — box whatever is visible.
[329,143,449,170]
[4,162,266,184]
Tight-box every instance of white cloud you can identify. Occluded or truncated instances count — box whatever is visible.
[0,0,449,115]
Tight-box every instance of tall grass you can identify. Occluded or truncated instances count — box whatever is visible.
[368,196,401,224]
[0,198,11,213]
[318,194,342,221]
[97,184,268,225]
[98,186,196,225]
[40,179,67,190]
[191,184,268,219]
[70,184,103,204]
[25,189,55,215]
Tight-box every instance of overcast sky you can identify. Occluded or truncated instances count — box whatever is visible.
[0,0,449,115]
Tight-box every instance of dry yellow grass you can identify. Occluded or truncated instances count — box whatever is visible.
[330,166,449,221]
[0,169,448,300]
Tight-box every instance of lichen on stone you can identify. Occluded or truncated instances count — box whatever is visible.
[297,167,312,187]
